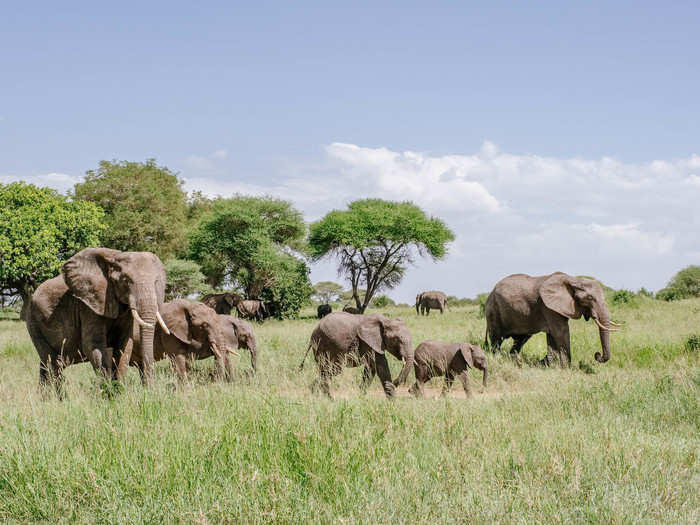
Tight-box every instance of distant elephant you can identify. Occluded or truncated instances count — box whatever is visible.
[301,312,414,398]
[216,315,258,374]
[201,292,242,315]
[27,248,169,391]
[485,272,618,367]
[317,304,332,318]
[409,340,488,398]
[342,305,361,314]
[236,299,267,322]
[121,299,235,382]
[415,291,447,315]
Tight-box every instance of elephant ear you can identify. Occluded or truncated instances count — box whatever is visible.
[459,344,475,368]
[62,248,122,318]
[357,317,384,354]
[540,273,583,319]
[162,301,191,344]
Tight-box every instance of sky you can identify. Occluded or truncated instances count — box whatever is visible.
[2,1,699,302]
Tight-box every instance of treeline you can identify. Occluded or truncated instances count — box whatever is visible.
[1,159,455,318]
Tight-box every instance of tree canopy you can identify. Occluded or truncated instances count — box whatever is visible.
[72,159,188,260]
[188,196,311,318]
[657,266,700,301]
[312,281,344,304]
[309,199,454,312]
[163,259,211,301]
[0,182,104,315]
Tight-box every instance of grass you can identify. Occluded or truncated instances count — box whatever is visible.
[0,300,698,524]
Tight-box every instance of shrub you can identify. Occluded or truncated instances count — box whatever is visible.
[612,289,636,306]
[685,335,700,353]
[657,265,700,301]
[371,295,395,308]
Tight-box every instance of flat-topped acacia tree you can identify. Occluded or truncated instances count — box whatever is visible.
[309,199,455,313]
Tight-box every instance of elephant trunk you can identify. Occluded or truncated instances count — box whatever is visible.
[249,342,257,373]
[594,308,612,363]
[481,365,488,388]
[415,302,420,315]
[133,293,158,385]
[393,348,414,386]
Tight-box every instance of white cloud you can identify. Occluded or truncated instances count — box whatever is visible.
[184,150,229,172]
[588,223,675,254]
[0,172,80,193]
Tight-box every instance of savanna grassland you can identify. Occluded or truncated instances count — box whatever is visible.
[0,299,698,524]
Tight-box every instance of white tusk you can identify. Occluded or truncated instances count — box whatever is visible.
[156,311,170,335]
[131,309,154,328]
[594,318,619,332]
[609,321,623,327]
[226,347,241,357]
[210,343,222,359]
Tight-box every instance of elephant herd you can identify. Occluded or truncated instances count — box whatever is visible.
[25,247,615,400]
[27,248,257,393]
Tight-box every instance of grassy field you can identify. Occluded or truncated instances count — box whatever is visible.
[0,299,698,524]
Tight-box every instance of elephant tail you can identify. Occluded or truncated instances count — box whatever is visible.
[483,326,489,350]
[299,342,314,371]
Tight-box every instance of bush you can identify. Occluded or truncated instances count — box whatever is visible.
[657,266,700,301]
[259,255,313,319]
[371,295,395,308]
[164,259,211,301]
[612,289,636,306]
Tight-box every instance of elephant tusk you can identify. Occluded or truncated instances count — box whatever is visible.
[226,346,241,357]
[131,309,154,328]
[210,343,222,359]
[609,321,623,327]
[156,311,171,335]
[594,318,619,332]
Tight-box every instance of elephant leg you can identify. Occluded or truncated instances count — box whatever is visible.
[457,370,472,397]
[426,307,430,316]
[375,353,395,398]
[40,354,65,397]
[510,335,531,354]
[360,359,376,391]
[171,354,188,383]
[542,334,558,366]
[409,364,428,397]
[115,339,133,381]
[441,372,454,396]
[547,324,571,368]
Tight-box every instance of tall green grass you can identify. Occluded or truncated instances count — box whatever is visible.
[0,299,698,524]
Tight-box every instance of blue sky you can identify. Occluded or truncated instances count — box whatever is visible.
[2,2,699,301]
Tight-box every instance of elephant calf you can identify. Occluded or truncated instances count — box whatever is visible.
[317,304,332,318]
[409,340,488,398]
[216,315,258,374]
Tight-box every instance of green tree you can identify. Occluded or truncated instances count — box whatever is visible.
[164,259,211,301]
[657,266,700,301]
[73,159,188,260]
[312,281,344,303]
[188,196,311,318]
[0,182,104,317]
[309,199,455,312]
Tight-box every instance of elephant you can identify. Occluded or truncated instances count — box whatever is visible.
[300,312,414,399]
[409,340,488,398]
[415,291,447,315]
[216,315,258,374]
[201,292,242,315]
[317,304,332,318]
[27,248,169,391]
[342,305,361,314]
[484,272,618,367]
[120,299,236,382]
[236,299,267,322]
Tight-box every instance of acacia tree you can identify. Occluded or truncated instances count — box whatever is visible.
[187,196,312,318]
[73,159,188,260]
[0,182,104,317]
[309,199,455,313]
[312,281,344,303]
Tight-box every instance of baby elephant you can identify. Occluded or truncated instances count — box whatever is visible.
[409,340,488,398]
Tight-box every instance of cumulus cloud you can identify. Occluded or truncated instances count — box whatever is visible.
[183,141,699,297]
[0,172,81,193]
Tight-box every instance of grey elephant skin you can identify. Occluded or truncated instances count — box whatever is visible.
[303,312,413,398]
[201,292,241,315]
[409,340,487,398]
[217,314,258,374]
[236,299,267,322]
[317,304,332,318]
[485,272,616,366]
[415,291,447,315]
[121,299,232,382]
[27,248,167,391]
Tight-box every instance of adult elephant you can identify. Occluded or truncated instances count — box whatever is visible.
[216,315,258,374]
[416,290,447,315]
[485,272,618,366]
[201,292,241,315]
[27,248,169,390]
[342,305,361,314]
[120,300,235,382]
[236,299,267,322]
[300,312,414,398]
